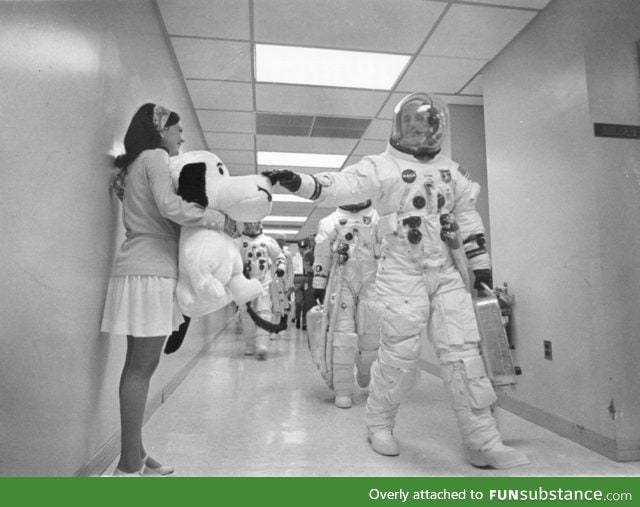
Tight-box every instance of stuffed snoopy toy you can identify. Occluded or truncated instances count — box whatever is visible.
[169,150,274,319]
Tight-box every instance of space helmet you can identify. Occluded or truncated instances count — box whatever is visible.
[390,93,447,160]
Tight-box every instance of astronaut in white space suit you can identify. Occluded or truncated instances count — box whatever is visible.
[237,221,287,359]
[312,201,380,409]
[265,93,529,469]
[274,233,295,321]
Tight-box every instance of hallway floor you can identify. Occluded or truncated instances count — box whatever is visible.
[107,316,640,477]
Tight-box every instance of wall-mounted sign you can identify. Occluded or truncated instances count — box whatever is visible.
[594,123,640,139]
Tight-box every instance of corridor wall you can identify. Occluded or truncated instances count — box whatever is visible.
[483,0,640,460]
[0,0,231,476]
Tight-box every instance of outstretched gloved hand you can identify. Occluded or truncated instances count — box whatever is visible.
[262,170,302,192]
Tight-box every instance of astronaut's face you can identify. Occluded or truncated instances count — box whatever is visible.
[243,222,262,236]
[400,102,437,149]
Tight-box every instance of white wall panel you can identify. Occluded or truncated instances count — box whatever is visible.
[0,0,226,476]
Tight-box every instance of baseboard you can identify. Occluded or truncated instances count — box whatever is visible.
[419,359,639,462]
[77,312,238,477]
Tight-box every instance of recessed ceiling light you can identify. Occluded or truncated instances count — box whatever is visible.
[272,194,313,203]
[256,44,409,90]
[263,216,308,223]
[263,228,300,236]
[258,151,346,168]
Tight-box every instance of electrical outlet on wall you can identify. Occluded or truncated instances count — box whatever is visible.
[544,340,553,360]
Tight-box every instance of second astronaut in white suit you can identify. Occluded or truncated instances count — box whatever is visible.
[312,202,380,409]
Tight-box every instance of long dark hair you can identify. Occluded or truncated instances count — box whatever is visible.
[114,103,180,170]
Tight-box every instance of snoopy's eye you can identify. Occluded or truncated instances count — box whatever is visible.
[217,163,225,175]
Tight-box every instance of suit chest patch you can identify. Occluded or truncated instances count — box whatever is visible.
[402,169,416,183]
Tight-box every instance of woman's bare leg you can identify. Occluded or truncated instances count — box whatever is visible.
[116,335,166,473]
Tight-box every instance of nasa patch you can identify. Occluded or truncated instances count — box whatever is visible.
[402,169,416,183]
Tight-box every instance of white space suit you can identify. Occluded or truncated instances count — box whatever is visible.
[312,203,380,408]
[237,223,286,359]
[265,93,528,469]
[275,235,295,319]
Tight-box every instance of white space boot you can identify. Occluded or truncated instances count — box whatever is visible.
[334,391,353,409]
[256,334,269,359]
[468,441,530,469]
[367,428,399,456]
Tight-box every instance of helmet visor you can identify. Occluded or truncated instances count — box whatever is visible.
[243,221,262,236]
[391,93,447,157]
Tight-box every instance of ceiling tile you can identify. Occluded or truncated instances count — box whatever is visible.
[224,163,257,176]
[352,139,388,156]
[172,38,251,81]
[256,84,389,117]
[212,149,255,165]
[311,116,371,139]
[256,113,314,137]
[363,119,392,140]
[396,55,487,94]
[197,110,254,133]
[460,74,483,95]
[257,135,357,154]
[253,0,447,53]
[422,4,538,59]
[186,80,254,110]
[256,113,371,138]
[459,0,551,9]
[157,0,250,39]
[204,132,255,151]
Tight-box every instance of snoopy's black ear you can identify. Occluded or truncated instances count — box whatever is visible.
[177,162,208,208]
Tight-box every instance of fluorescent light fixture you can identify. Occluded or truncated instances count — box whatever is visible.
[258,151,346,168]
[256,44,409,90]
[263,216,308,223]
[263,228,300,236]
[272,194,313,203]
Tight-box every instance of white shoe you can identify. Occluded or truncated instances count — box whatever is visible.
[142,456,174,476]
[468,442,530,469]
[367,429,399,456]
[334,394,352,409]
[112,466,144,477]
